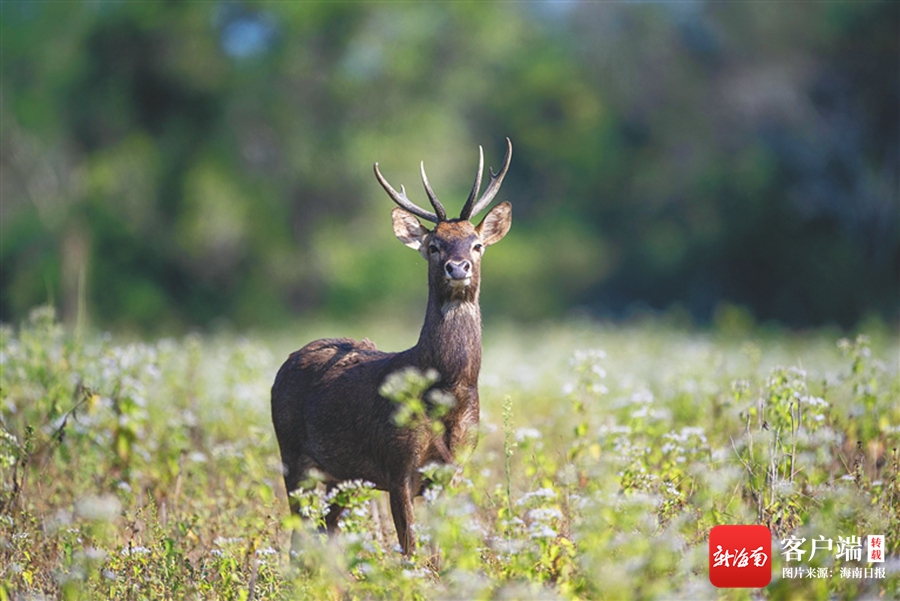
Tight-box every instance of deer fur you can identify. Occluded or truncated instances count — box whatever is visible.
[271,140,513,554]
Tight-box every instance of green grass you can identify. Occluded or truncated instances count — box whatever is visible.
[1,306,898,599]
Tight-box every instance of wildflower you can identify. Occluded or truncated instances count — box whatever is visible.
[528,522,557,539]
[630,389,654,405]
[213,536,244,546]
[81,547,107,562]
[379,367,439,400]
[423,485,443,503]
[597,424,632,437]
[572,349,606,363]
[631,406,649,419]
[188,452,208,463]
[514,427,542,443]
[517,487,557,506]
[527,507,563,522]
[788,366,807,380]
[75,494,121,522]
[447,501,477,518]
[506,516,525,529]
[324,479,375,502]
[731,379,751,395]
[802,395,827,408]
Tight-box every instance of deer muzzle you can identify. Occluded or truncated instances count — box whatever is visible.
[444,260,472,287]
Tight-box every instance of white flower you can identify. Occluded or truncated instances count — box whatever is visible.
[423,485,443,503]
[598,424,632,436]
[213,536,244,546]
[528,522,558,539]
[527,507,563,522]
[517,487,557,506]
[802,396,827,408]
[631,389,654,405]
[75,495,121,522]
[631,406,649,419]
[514,427,542,443]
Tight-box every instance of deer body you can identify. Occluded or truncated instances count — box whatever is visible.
[271,140,513,554]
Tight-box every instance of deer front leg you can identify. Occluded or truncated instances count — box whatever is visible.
[389,476,415,554]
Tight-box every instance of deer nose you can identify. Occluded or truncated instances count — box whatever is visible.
[445,260,471,280]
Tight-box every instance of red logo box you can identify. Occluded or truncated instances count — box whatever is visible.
[709,525,772,588]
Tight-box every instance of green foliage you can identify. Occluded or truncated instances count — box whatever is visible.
[1,309,898,598]
[2,3,897,331]
[380,367,447,429]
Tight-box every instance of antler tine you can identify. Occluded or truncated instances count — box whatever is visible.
[458,146,484,221]
[374,162,440,223]
[419,161,447,221]
[465,137,512,220]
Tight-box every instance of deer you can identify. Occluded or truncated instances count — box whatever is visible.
[271,139,513,555]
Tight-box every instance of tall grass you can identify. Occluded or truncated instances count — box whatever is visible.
[1,307,897,599]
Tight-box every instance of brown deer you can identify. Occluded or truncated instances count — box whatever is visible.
[271,139,513,554]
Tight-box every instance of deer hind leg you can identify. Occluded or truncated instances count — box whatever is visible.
[281,452,319,557]
[281,452,318,517]
[323,482,346,535]
[389,476,416,555]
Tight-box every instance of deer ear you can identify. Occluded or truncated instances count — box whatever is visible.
[476,201,512,247]
[392,207,430,251]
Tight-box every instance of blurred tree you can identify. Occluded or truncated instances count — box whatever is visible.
[1,1,896,332]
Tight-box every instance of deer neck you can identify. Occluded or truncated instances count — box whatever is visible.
[412,286,482,387]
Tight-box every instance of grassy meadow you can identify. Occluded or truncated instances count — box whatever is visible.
[1,306,898,599]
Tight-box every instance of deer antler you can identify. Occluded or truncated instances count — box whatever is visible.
[459,137,512,221]
[419,162,447,221]
[461,146,484,219]
[374,162,442,223]
[375,138,511,223]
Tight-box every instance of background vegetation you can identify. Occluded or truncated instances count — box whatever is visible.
[2,2,898,599]
[2,1,897,332]
[1,308,898,599]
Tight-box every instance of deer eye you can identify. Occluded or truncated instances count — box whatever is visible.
[473,243,484,253]
[428,244,440,255]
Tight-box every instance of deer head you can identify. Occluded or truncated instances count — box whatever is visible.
[374,138,513,306]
